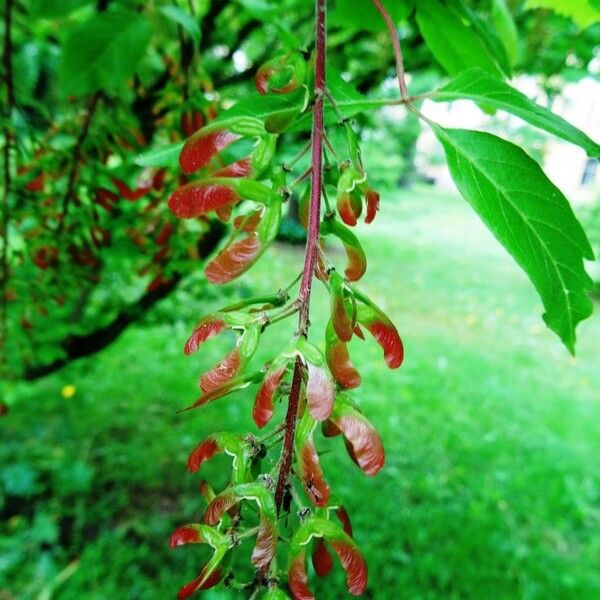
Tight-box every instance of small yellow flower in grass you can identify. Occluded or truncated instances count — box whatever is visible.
[61,385,76,399]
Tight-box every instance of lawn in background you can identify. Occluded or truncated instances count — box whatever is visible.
[1,187,599,599]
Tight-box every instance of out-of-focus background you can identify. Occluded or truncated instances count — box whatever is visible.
[1,1,599,599]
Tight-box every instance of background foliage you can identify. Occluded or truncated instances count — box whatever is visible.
[1,0,599,598]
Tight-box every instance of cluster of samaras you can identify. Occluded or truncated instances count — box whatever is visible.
[166,53,403,599]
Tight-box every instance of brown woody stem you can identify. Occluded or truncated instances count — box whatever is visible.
[274,0,327,513]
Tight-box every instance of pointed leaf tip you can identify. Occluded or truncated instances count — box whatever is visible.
[184,316,227,355]
[187,438,220,473]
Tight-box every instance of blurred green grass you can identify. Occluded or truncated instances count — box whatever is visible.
[1,187,599,599]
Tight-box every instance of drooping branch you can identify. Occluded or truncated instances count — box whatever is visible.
[274,0,327,513]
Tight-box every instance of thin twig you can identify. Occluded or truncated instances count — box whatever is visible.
[282,139,312,172]
[370,0,409,100]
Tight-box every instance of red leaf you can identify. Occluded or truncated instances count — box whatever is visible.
[233,210,262,233]
[181,112,195,137]
[214,158,252,178]
[168,182,239,219]
[198,481,215,504]
[192,111,205,131]
[147,273,171,292]
[330,274,353,342]
[363,319,403,369]
[203,491,237,525]
[252,518,277,572]
[176,567,223,599]
[329,539,367,595]
[152,168,167,190]
[345,244,366,282]
[253,366,286,428]
[299,440,330,507]
[214,202,235,222]
[181,111,205,137]
[326,336,361,390]
[187,438,219,473]
[95,187,118,211]
[331,410,385,476]
[169,525,203,547]
[306,363,335,421]
[112,178,151,201]
[26,171,45,192]
[353,325,365,340]
[155,222,174,246]
[255,57,301,95]
[204,234,262,284]
[33,246,58,269]
[336,507,354,538]
[200,348,241,393]
[364,189,379,224]
[180,129,240,174]
[321,219,366,282]
[288,549,314,600]
[332,299,353,343]
[337,192,361,227]
[312,538,334,577]
[184,316,227,355]
[69,245,98,268]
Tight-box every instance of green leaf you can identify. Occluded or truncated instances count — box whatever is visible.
[491,0,519,66]
[159,6,201,43]
[331,0,415,32]
[433,68,600,157]
[524,0,600,29]
[447,0,512,76]
[415,0,503,76]
[29,0,90,19]
[295,338,326,367]
[432,125,594,352]
[60,9,152,96]
[210,91,307,133]
[134,141,184,167]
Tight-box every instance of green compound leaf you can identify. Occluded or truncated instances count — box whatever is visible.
[433,68,600,157]
[60,9,152,96]
[433,125,594,353]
